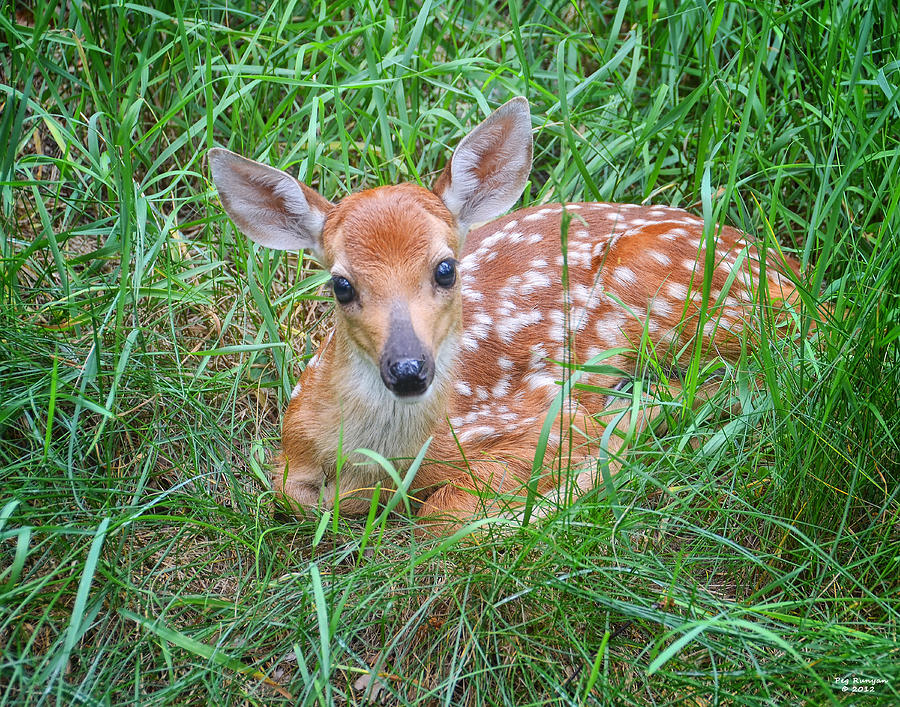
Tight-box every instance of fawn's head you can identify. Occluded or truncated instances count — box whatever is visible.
[209,98,532,401]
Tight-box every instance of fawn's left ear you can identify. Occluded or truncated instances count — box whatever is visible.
[208,148,332,262]
[432,97,533,237]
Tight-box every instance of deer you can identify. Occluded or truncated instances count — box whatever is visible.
[209,97,805,535]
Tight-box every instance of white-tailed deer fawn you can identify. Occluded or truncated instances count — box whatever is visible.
[209,97,803,533]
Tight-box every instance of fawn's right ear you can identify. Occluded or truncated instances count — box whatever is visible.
[208,148,331,261]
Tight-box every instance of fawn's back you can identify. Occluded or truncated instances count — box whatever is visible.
[449,200,799,444]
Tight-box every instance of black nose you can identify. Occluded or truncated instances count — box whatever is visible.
[386,358,428,396]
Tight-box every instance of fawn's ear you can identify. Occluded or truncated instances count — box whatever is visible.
[208,148,331,261]
[433,97,533,236]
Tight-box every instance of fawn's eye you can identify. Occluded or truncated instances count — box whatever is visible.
[434,259,457,288]
[331,276,356,304]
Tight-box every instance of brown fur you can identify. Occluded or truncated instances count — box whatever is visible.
[276,198,805,533]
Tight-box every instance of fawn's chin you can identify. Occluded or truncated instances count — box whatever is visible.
[388,383,435,405]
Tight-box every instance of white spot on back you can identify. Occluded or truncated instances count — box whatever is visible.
[648,250,671,266]
[479,230,506,249]
[571,284,592,305]
[595,312,627,345]
[458,425,499,443]
[524,370,558,393]
[491,375,511,399]
[463,285,483,301]
[651,298,673,317]
[614,266,637,286]
[667,282,688,300]
[519,270,552,294]
[497,299,515,317]
[547,310,567,343]
[497,309,543,344]
[461,332,479,351]
[466,311,492,342]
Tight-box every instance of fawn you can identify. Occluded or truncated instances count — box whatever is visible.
[209,97,803,533]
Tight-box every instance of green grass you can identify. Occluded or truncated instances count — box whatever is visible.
[1,0,898,704]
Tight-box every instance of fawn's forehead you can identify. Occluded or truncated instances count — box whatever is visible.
[324,184,458,277]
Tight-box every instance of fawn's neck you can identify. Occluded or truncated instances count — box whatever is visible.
[329,324,460,466]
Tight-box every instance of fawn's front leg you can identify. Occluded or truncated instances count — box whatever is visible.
[270,448,379,517]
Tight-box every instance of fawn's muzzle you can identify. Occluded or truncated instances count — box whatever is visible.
[381,307,434,398]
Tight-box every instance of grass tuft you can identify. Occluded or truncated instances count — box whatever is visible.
[1,0,897,704]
